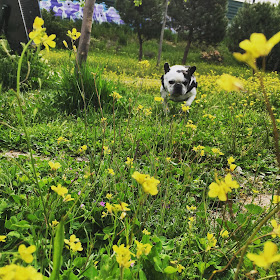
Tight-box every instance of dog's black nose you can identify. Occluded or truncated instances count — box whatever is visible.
[173,83,182,95]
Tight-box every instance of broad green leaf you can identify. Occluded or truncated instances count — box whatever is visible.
[164,266,177,274]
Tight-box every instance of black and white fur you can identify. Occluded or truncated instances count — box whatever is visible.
[160,63,197,112]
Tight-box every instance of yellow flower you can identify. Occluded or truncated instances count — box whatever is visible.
[247,241,280,269]
[206,233,217,251]
[63,40,68,48]
[216,74,244,92]
[63,194,74,202]
[106,193,113,199]
[252,189,259,194]
[48,161,61,171]
[51,220,59,227]
[271,220,280,238]
[0,264,43,280]
[57,136,69,144]
[41,34,56,51]
[113,202,130,212]
[211,148,224,156]
[239,32,280,59]
[165,157,171,162]
[103,146,111,155]
[227,156,235,165]
[135,240,152,258]
[113,244,134,268]
[120,212,127,219]
[233,52,257,70]
[273,195,280,204]
[142,176,160,196]
[208,174,239,201]
[181,104,190,112]
[33,16,44,30]
[125,157,134,167]
[107,168,115,176]
[106,203,114,214]
[18,244,36,263]
[64,235,83,252]
[229,164,237,172]
[142,229,151,235]
[220,229,229,238]
[154,96,164,102]
[67,28,81,40]
[111,91,122,100]
[186,205,197,211]
[177,264,185,273]
[132,171,159,195]
[0,235,6,242]
[51,184,68,198]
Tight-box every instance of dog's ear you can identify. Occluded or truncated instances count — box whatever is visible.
[164,62,170,74]
[188,66,196,76]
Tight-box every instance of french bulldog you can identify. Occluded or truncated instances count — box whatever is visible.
[160,63,197,112]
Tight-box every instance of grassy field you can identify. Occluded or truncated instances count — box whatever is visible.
[0,30,280,280]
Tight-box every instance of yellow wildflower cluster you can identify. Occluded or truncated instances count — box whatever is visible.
[193,145,205,156]
[67,28,81,40]
[57,136,69,144]
[0,264,43,280]
[206,233,217,251]
[211,147,224,156]
[220,229,229,238]
[208,173,239,201]
[135,240,152,258]
[132,171,160,195]
[113,244,134,268]
[186,120,197,130]
[29,17,56,51]
[64,234,83,252]
[111,91,122,100]
[51,184,74,202]
[125,157,134,167]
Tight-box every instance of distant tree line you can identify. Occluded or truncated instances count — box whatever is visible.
[115,0,280,71]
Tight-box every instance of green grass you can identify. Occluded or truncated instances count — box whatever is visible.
[0,33,280,280]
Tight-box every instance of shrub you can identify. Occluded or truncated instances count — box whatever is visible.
[0,40,53,90]
[200,49,223,63]
[57,62,129,116]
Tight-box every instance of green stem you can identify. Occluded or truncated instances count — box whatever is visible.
[16,40,48,222]
[234,204,280,280]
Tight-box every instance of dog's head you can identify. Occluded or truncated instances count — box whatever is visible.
[161,63,196,98]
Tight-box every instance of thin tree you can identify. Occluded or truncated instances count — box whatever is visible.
[157,0,169,67]
[77,0,96,65]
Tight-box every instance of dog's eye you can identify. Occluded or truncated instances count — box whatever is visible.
[183,81,188,86]
[169,80,175,84]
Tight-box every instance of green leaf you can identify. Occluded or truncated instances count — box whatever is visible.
[82,265,98,278]
[244,204,262,215]
[153,256,163,272]
[139,269,147,280]
[164,266,177,274]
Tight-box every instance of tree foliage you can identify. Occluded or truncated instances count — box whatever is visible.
[227,2,280,71]
[115,0,163,60]
[168,0,228,64]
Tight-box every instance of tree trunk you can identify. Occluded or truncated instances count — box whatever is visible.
[138,31,143,61]
[182,28,193,65]
[77,0,96,65]
[157,0,169,67]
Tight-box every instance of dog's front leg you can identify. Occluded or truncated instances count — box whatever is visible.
[185,88,197,107]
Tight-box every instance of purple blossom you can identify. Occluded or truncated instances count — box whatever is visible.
[99,201,105,207]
